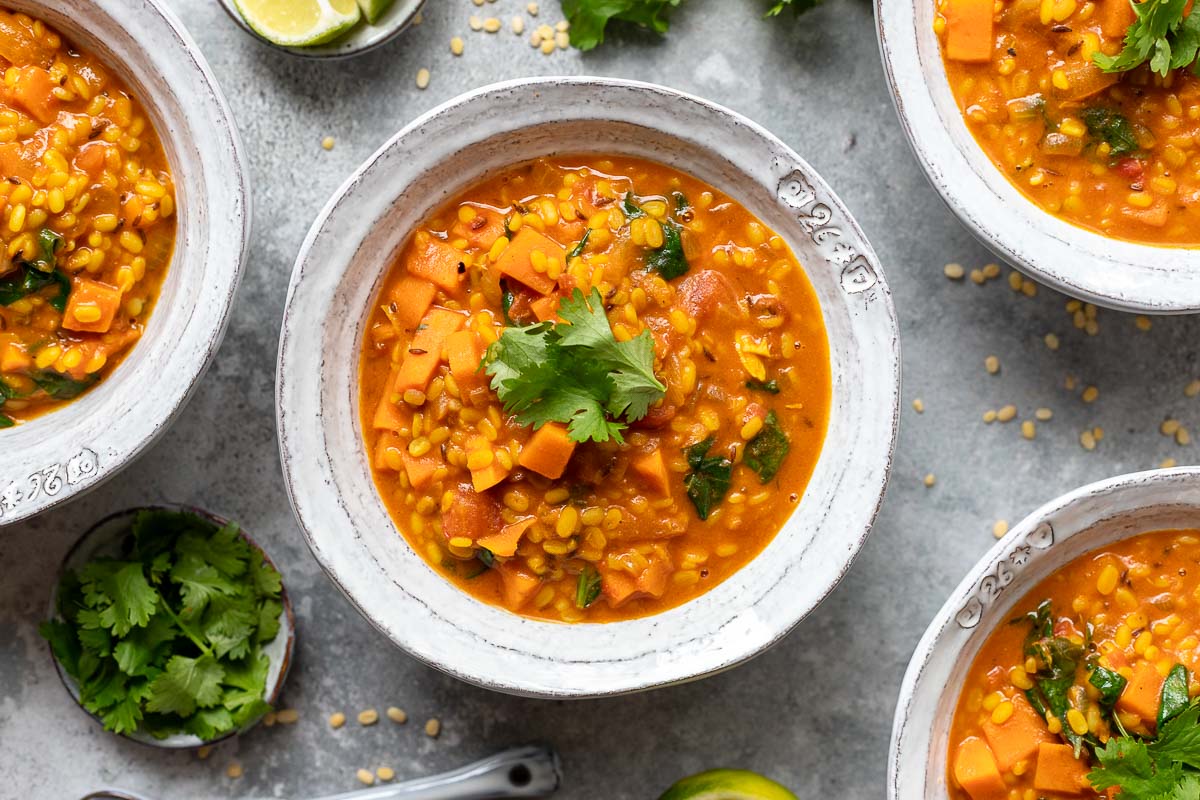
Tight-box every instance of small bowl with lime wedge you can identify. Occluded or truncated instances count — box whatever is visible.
[43,505,295,748]
[219,0,424,58]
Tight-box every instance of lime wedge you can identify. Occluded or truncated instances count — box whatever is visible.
[356,0,396,24]
[658,770,799,800]
[233,0,361,47]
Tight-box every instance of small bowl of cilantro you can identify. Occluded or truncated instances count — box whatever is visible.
[40,506,294,747]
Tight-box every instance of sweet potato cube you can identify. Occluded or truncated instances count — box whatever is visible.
[475,517,535,558]
[494,227,562,295]
[530,294,561,322]
[387,275,437,330]
[981,694,1052,770]
[373,387,406,431]
[445,329,485,392]
[1117,661,1165,725]
[401,452,440,492]
[441,483,500,541]
[0,341,30,372]
[631,450,671,495]
[497,562,541,610]
[450,206,506,249]
[952,737,1007,800]
[62,278,121,334]
[407,232,466,294]
[1033,742,1091,795]
[518,422,576,480]
[1099,0,1136,38]
[471,460,510,493]
[601,569,640,608]
[10,66,60,124]
[393,307,465,394]
[945,0,994,62]
[636,559,671,598]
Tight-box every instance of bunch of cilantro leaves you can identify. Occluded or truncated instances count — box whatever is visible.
[1093,0,1200,77]
[483,287,666,444]
[40,509,284,741]
[560,0,822,51]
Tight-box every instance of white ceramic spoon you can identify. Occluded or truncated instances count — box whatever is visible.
[81,745,561,800]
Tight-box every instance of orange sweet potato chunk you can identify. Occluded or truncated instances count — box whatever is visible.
[981,693,1052,771]
[476,517,535,558]
[631,450,671,495]
[1117,661,1165,724]
[518,422,576,480]
[445,329,486,392]
[1033,742,1091,795]
[494,227,562,295]
[407,233,466,294]
[393,307,465,394]
[62,278,121,334]
[497,562,541,609]
[953,737,1008,800]
[945,0,994,62]
[387,275,437,330]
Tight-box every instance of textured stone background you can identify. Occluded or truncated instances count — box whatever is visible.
[3,0,1200,797]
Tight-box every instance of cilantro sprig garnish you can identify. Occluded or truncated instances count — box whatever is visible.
[1090,701,1200,798]
[1093,0,1200,77]
[40,510,284,741]
[483,287,666,444]
[560,0,821,50]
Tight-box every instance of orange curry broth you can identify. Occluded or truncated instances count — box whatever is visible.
[936,0,1200,244]
[0,9,175,426]
[948,529,1200,800]
[359,156,831,623]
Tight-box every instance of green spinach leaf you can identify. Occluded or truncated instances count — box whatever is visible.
[682,436,732,520]
[743,410,790,483]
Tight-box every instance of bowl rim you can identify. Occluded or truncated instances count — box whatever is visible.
[276,75,901,697]
[0,0,250,526]
[216,0,425,59]
[888,466,1200,800]
[875,0,1199,314]
[46,504,296,749]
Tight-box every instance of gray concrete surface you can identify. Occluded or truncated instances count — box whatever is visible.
[4,0,1200,797]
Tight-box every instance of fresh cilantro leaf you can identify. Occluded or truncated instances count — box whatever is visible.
[183,707,234,741]
[38,620,81,678]
[112,611,176,677]
[175,522,248,578]
[201,595,257,660]
[766,0,823,16]
[255,599,283,645]
[683,436,732,520]
[146,655,225,717]
[1153,703,1200,768]
[1093,0,1197,76]
[170,554,237,616]
[80,663,128,715]
[1160,665,1190,728]
[560,0,683,50]
[744,411,791,484]
[484,288,665,444]
[1089,736,1182,796]
[102,680,152,735]
[576,564,602,609]
[94,563,158,637]
[644,220,689,280]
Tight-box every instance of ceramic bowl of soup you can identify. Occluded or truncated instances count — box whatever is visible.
[0,0,248,525]
[277,77,900,697]
[877,0,1199,313]
[890,466,1200,800]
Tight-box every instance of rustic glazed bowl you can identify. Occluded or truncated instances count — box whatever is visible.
[217,0,424,59]
[277,77,900,698]
[0,0,249,526]
[890,467,1200,800]
[47,505,295,749]
[876,1,1198,313]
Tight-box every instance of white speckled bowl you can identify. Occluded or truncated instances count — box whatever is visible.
[0,0,249,526]
[48,505,295,749]
[217,0,425,59]
[876,0,1197,313]
[890,467,1200,800]
[277,77,900,698]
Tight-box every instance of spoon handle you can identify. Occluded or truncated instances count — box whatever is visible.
[309,745,562,800]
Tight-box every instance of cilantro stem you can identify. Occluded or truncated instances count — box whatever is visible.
[159,600,212,657]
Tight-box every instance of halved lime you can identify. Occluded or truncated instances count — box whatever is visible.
[356,0,396,24]
[659,769,799,800]
[233,0,361,47]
